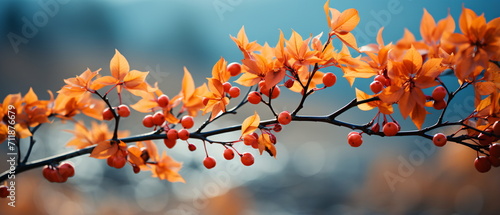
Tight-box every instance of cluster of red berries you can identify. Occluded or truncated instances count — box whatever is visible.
[204,111,291,169]
[42,162,75,183]
[224,82,242,98]
[369,75,390,94]
[161,116,194,149]
[346,120,401,147]
[103,104,131,120]
[473,121,500,173]
[430,86,447,110]
[202,151,255,169]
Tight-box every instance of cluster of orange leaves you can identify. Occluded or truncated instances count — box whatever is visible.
[1,1,499,182]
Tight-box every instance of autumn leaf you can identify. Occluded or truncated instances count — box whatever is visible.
[230,26,260,59]
[65,121,129,149]
[241,111,260,137]
[151,151,185,183]
[324,0,360,51]
[171,67,208,117]
[90,140,127,159]
[58,68,101,98]
[212,57,231,83]
[202,78,230,120]
[258,133,277,158]
[92,50,155,96]
[355,88,393,115]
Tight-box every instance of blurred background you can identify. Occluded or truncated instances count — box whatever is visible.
[1,0,500,214]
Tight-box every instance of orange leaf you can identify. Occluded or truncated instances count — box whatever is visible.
[110,49,130,81]
[333,8,360,33]
[151,151,185,183]
[92,76,119,89]
[127,145,145,166]
[379,86,404,104]
[402,46,422,74]
[355,88,374,111]
[476,82,496,95]
[399,91,415,119]
[212,57,230,83]
[235,72,260,87]
[90,140,121,159]
[323,0,331,27]
[410,104,428,130]
[420,8,436,44]
[24,87,38,104]
[476,96,491,112]
[241,111,260,137]
[336,32,359,51]
[258,133,277,158]
[182,67,195,99]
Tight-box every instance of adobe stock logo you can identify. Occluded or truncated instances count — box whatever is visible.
[213,0,243,21]
[7,0,71,54]
[351,0,406,46]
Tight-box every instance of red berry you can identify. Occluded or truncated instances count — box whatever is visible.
[58,162,75,178]
[181,115,194,129]
[188,144,197,151]
[167,129,179,140]
[142,115,154,128]
[0,185,8,198]
[322,72,337,87]
[223,148,235,160]
[247,91,262,104]
[474,156,491,173]
[229,86,241,98]
[432,86,447,101]
[240,152,255,166]
[284,79,294,88]
[374,75,388,86]
[227,62,242,76]
[489,143,500,158]
[203,156,217,169]
[478,131,494,146]
[269,86,280,99]
[132,165,141,174]
[273,124,282,132]
[433,99,447,110]
[102,107,114,121]
[164,138,177,149]
[51,170,66,183]
[369,81,384,93]
[157,94,170,108]
[43,165,65,183]
[153,112,165,126]
[432,133,447,147]
[269,133,277,144]
[107,155,126,169]
[278,111,292,125]
[117,104,131,117]
[489,156,500,167]
[251,141,259,149]
[347,132,363,147]
[243,134,257,146]
[178,129,190,140]
[42,165,53,182]
[383,122,399,136]
[223,82,232,93]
